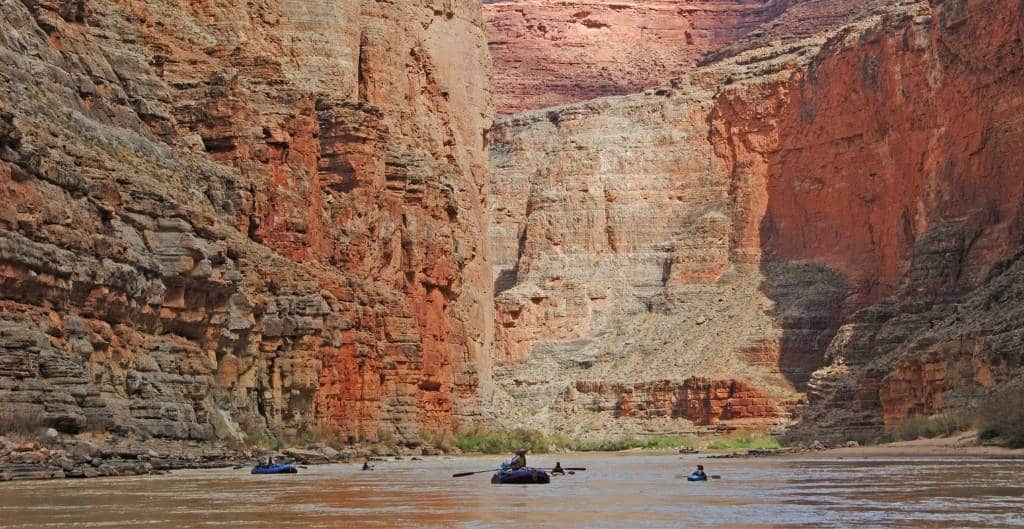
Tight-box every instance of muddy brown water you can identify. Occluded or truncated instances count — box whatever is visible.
[1,454,1022,528]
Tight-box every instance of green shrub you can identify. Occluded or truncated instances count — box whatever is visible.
[571,435,698,452]
[245,431,282,450]
[706,430,781,450]
[299,424,348,450]
[420,429,456,452]
[453,428,550,454]
[571,438,636,452]
[888,414,969,441]
[638,435,699,450]
[449,430,701,454]
[977,426,1000,441]
[546,432,576,451]
[975,386,1024,448]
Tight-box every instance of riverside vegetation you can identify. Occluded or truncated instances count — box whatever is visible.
[437,384,1024,456]
[880,386,1024,448]
[427,428,781,454]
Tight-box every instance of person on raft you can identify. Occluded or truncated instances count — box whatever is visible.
[509,449,527,470]
[362,460,373,471]
[264,456,274,467]
[550,462,565,475]
[691,464,707,480]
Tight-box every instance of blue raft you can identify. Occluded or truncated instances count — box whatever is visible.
[491,468,550,485]
[686,473,707,482]
[251,463,298,475]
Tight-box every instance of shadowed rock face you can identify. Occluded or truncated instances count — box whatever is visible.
[0,0,494,445]
[484,0,884,115]
[488,0,1024,437]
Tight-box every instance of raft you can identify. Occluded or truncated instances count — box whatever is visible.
[491,468,550,485]
[251,464,298,475]
[686,474,707,482]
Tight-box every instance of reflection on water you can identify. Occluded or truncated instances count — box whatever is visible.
[1,454,1023,528]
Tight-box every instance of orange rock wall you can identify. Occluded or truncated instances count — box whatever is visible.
[485,0,789,114]
[756,0,1024,437]
[0,0,494,444]
[758,3,1024,306]
[489,0,1024,435]
[484,0,882,114]
[572,378,781,425]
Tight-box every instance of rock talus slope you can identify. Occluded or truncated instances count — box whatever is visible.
[0,0,494,445]
[489,0,1024,438]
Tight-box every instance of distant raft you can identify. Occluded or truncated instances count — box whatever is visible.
[490,468,551,485]
[251,464,298,475]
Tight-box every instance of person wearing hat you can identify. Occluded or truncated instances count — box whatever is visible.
[509,449,527,470]
[691,464,707,480]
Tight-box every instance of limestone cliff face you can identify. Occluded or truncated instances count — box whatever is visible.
[488,50,808,435]
[489,0,1024,437]
[484,0,884,115]
[0,0,493,445]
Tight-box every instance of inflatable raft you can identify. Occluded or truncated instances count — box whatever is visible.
[686,474,707,482]
[491,468,550,485]
[251,464,298,475]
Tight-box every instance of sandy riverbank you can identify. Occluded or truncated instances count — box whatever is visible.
[788,432,1024,458]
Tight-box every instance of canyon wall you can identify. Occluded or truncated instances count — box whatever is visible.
[484,0,885,114]
[774,0,1024,439]
[489,0,1024,438]
[0,0,494,446]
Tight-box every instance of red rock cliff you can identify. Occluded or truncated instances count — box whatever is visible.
[488,0,1024,437]
[484,0,884,114]
[0,0,494,446]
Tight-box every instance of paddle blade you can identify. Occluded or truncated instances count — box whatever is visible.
[452,469,496,478]
[711,475,722,479]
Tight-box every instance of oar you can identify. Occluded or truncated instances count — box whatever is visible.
[452,469,498,478]
[539,467,587,471]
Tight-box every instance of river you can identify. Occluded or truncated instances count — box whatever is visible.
[1,454,1022,528]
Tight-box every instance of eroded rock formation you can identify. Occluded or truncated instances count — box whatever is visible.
[3,0,1021,452]
[0,0,494,446]
[484,0,887,114]
[489,0,1024,438]
[570,378,783,426]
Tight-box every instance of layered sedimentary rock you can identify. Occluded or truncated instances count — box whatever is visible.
[488,51,808,435]
[484,0,885,114]
[0,0,493,446]
[751,0,1024,440]
[570,378,783,426]
[489,0,1024,437]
